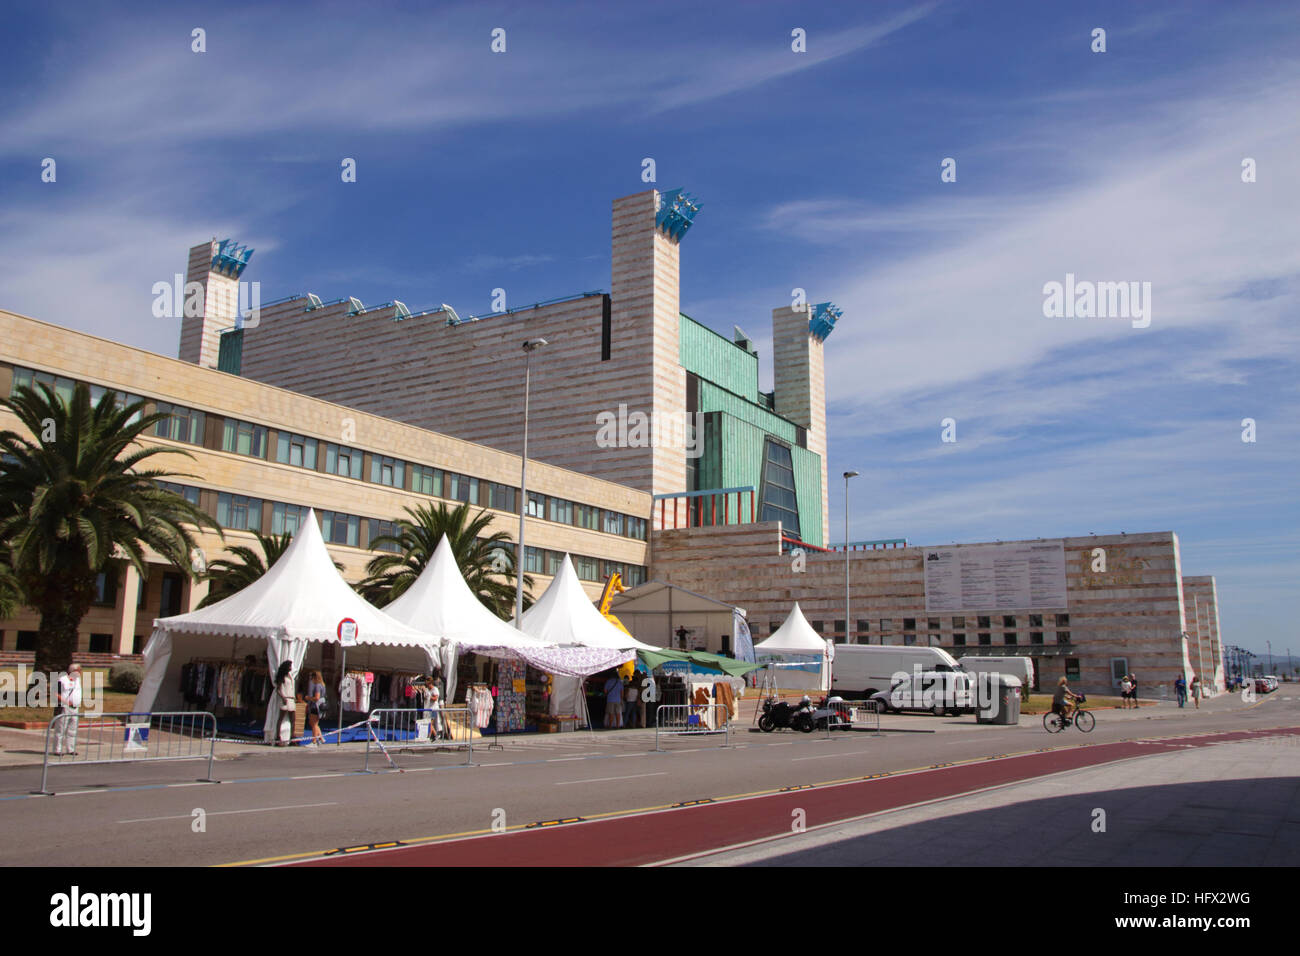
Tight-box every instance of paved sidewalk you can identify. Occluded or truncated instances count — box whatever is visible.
[678,736,1300,866]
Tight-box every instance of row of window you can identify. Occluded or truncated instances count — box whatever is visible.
[13,367,144,423]
[164,482,647,586]
[758,614,1072,637]
[145,395,647,541]
[7,368,649,545]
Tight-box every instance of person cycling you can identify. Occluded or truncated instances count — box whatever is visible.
[1052,676,1082,725]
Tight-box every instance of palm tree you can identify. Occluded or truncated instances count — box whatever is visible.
[0,382,218,673]
[197,530,342,608]
[358,501,531,618]
[0,550,20,620]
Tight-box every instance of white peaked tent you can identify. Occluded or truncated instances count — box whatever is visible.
[133,509,438,741]
[754,602,834,691]
[382,536,553,702]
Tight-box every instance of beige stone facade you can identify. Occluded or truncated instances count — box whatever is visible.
[0,308,650,657]
[649,523,1225,697]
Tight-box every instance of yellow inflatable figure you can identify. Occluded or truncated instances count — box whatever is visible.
[597,573,637,680]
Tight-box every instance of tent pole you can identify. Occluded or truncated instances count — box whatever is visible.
[337,647,346,746]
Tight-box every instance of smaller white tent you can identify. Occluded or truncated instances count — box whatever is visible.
[382,536,553,701]
[519,554,659,654]
[754,602,834,691]
[134,510,438,741]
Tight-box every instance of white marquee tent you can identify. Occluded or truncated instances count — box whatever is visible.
[133,510,438,741]
[753,602,834,691]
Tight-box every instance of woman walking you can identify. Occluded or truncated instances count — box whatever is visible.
[306,670,327,746]
[273,661,296,746]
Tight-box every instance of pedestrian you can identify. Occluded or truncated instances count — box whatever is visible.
[427,673,446,739]
[1174,673,1187,708]
[1190,675,1202,709]
[53,664,83,756]
[1129,674,1139,706]
[1119,674,1133,709]
[305,670,327,746]
[273,661,296,746]
[603,671,624,729]
[624,673,639,728]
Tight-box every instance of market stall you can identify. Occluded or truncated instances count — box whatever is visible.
[133,510,438,743]
[754,602,835,694]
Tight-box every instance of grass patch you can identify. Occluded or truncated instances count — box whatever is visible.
[1020,693,1155,715]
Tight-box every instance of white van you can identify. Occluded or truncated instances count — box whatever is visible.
[956,656,1035,693]
[832,645,966,700]
[870,670,974,716]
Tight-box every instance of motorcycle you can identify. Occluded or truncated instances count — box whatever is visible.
[758,695,815,733]
[811,695,851,731]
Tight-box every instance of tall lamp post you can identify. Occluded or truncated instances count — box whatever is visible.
[515,338,548,625]
[843,471,859,646]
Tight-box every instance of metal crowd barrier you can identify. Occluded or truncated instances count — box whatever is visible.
[39,711,217,794]
[654,703,731,751]
[823,698,883,738]
[363,706,475,771]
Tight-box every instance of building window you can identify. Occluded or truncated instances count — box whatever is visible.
[411,465,439,497]
[154,402,205,445]
[834,619,846,635]
[523,546,543,574]
[603,511,624,536]
[160,573,184,617]
[1002,615,1016,628]
[880,619,892,633]
[769,621,781,635]
[856,619,870,634]
[1005,633,1017,645]
[1031,631,1044,644]
[11,366,77,405]
[275,432,318,470]
[951,616,965,628]
[92,568,118,607]
[1065,658,1081,681]
[325,443,363,480]
[222,419,268,458]
[87,384,143,423]
[953,633,966,646]
[758,439,800,536]
[574,555,599,580]
[549,497,573,525]
[903,634,916,646]
[271,502,310,537]
[977,616,991,629]
[903,618,916,631]
[445,472,477,504]
[133,634,147,654]
[370,455,406,488]
[1056,631,1071,645]
[136,576,146,610]
[978,633,992,646]
[1110,658,1129,686]
[216,493,262,532]
[625,516,647,540]
[157,481,201,506]
[320,511,360,547]
[928,618,941,631]
[484,482,517,513]
[369,519,403,553]
[575,503,600,530]
[545,551,564,576]
[1055,613,1070,627]
[811,620,824,633]
[16,630,37,651]
[526,493,545,518]
[89,633,112,653]
[1029,614,1043,628]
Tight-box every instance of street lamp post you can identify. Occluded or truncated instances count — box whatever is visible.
[843,471,859,646]
[515,338,548,626]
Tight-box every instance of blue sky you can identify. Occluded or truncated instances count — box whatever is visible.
[1,1,1296,659]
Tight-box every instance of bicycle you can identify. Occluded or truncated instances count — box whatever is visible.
[1043,694,1094,733]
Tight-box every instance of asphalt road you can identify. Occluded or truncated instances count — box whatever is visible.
[1,691,1296,866]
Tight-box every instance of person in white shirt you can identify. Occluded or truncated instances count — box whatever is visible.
[54,664,83,755]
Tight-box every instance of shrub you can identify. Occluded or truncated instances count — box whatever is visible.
[108,664,144,694]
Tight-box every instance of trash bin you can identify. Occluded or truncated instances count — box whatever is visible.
[976,675,1022,725]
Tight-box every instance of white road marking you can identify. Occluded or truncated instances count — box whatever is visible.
[555,772,668,786]
[546,756,590,762]
[118,801,337,824]
[792,749,877,761]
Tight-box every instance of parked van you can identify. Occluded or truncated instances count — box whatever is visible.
[870,670,974,716]
[832,645,966,700]
[956,656,1035,693]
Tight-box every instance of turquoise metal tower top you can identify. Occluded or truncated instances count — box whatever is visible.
[656,189,701,242]
[212,239,254,278]
[809,302,841,342]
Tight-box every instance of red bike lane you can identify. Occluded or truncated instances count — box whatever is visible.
[290,726,1300,868]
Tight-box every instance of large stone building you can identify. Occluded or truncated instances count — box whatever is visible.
[0,188,1227,696]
